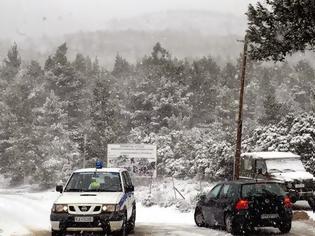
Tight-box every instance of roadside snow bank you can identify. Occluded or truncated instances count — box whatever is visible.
[135,178,214,212]
[0,189,58,236]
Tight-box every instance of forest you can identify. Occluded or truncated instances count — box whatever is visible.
[0,42,314,187]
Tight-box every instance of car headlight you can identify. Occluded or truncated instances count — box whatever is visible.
[52,204,68,213]
[102,204,119,212]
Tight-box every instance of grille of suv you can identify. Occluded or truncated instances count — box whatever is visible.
[68,204,102,214]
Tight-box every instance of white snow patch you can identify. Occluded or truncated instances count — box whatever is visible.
[307,211,315,221]
[0,189,59,236]
[137,204,194,225]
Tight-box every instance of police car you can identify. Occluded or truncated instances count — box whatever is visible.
[50,161,136,236]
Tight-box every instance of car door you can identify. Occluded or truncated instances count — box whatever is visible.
[122,171,133,219]
[125,171,135,217]
[215,184,231,225]
[202,184,222,226]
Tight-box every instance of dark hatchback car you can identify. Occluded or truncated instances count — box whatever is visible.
[194,181,293,235]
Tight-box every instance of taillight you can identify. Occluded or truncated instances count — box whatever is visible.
[235,199,249,210]
[284,196,292,208]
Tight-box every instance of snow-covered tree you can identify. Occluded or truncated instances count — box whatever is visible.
[247,0,315,61]
[243,113,315,175]
[1,43,21,80]
[33,91,79,187]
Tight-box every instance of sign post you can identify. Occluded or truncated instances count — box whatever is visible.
[107,144,157,178]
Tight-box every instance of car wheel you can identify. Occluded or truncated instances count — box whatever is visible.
[114,213,128,236]
[278,221,291,234]
[127,206,136,233]
[225,214,241,235]
[307,198,315,211]
[194,208,205,227]
[51,230,63,236]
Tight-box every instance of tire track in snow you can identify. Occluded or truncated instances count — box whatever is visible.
[0,191,57,236]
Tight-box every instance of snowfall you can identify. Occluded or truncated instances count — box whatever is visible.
[0,179,314,236]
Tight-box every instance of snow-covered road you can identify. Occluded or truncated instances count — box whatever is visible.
[0,188,314,236]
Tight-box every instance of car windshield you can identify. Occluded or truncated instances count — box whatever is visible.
[242,183,286,198]
[64,172,122,192]
[265,158,306,173]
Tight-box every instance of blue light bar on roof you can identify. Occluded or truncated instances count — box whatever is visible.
[96,160,103,169]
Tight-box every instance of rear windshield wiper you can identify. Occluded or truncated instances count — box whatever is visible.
[261,189,277,197]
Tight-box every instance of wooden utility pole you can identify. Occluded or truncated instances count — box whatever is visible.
[83,133,87,168]
[234,35,248,180]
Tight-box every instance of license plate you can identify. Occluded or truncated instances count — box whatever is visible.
[295,183,304,188]
[74,216,94,222]
[261,214,279,219]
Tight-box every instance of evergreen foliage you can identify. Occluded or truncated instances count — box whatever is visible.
[247,0,315,61]
[0,41,314,186]
[244,113,315,175]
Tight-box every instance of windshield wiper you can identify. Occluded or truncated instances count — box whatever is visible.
[282,168,295,172]
[64,188,83,192]
[268,168,283,173]
[85,189,120,192]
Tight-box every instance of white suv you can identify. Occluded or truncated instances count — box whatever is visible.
[50,162,136,236]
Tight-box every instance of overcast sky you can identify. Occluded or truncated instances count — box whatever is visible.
[0,0,257,40]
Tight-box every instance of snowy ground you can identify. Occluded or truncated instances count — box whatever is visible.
[0,184,314,236]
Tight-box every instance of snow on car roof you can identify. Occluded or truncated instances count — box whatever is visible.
[241,152,300,159]
[73,167,126,173]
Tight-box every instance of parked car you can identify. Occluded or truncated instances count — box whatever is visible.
[50,161,136,236]
[240,152,315,210]
[194,180,293,235]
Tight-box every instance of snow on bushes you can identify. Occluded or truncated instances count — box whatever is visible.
[128,125,234,180]
[135,178,214,212]
[243,113,315,175]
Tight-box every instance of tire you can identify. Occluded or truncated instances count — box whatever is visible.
[127,206,136,233]
[114,213,128,236]
[225,214,241,235]
[194,208,205,227]
[278,221,291,234]
[51,230,63,236]
[307,198,315,211]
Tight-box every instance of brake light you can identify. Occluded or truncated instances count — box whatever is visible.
[235,199,249,210]
[284,196,292,208]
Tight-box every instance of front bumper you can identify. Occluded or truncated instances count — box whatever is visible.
[288,190,315,201]
[50,211,124,232]
[285,180,315,200]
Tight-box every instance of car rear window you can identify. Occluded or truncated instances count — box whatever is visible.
[241,183,286,198]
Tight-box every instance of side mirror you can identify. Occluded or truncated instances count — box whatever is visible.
[126,185,134,192]
[56,185,63,193]
[199,194,206,202]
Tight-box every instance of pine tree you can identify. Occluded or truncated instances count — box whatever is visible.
[112,54,132,78]
[1,43,21,85]
[88,78,122,164]
[44,43,87,132]
[247,0,315,61]
[258,76,291,126]
[27,60,43,78]
[33,91,79,187]
[73,53,87,74]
